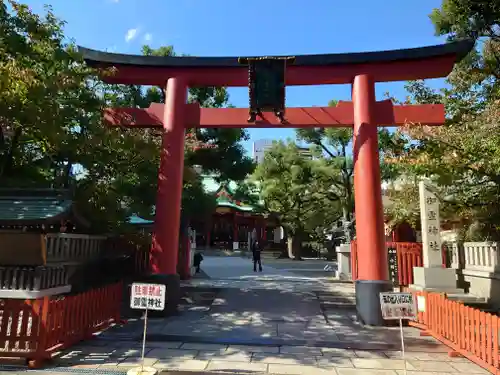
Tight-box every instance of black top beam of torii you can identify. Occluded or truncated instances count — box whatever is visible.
[78,40,474,124]
[78,40,473,69]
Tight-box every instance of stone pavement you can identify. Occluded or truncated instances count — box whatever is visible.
[21,256,492,374]
[197,255,299,280]
[186,256,345,293]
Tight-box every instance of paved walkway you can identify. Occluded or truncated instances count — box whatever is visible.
[40,256,490,374]
[187,256,344,293]
[200,255,299,279]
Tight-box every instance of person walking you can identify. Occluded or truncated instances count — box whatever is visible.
[193,251,204,273]
[252,240,263,272]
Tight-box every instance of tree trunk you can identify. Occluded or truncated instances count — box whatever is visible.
[287,237,293,259]
[0,128,21,178]
[177,217,191,280]
[63,160,73,188]
[287,234,303,260]
[342,206,351,244]
[341,143,354,243]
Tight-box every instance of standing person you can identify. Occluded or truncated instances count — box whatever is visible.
[193,251,204,273]
[252,240,263,272]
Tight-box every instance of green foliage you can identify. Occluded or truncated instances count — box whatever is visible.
[0,1,254,232]
[296,100,406,241]
[102,44,254,222]
[253,140,342,258]
[430,0,500,41]
[385,0,500,240]
[0,1,100,186]
[231,180,263,212]
[0,0,132,230]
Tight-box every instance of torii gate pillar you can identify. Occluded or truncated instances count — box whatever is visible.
[352,74,390,325]
[149,77,187,313]
[80,39,473,323]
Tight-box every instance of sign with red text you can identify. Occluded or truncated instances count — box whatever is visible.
[130,283,166,311]
[379,292,417,320]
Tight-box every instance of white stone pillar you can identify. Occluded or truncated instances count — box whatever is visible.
[273,226,284,243]
[336,244,351,280]
[190,228,196,250]
[411,180,462,293]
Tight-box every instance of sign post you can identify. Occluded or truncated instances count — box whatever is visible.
[419,180,442,268]
[411,180,462,294]
[128,283,166,375]
[380,292,417,375]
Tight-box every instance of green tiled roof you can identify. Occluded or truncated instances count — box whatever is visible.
[202,175,259,213]
[216,192,255,212]
[0,195,72,222]
[201,176,238,194]
[129,175,262,223]
[128,214,153,225]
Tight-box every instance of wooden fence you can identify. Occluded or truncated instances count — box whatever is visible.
[0,282,122,367]
[411,291,499,375]
[351,241,423,286]
[106,236,150,276]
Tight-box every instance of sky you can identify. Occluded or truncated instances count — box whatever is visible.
[24,0,448,156]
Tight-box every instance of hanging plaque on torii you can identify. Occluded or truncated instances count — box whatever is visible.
[238,56,295,124]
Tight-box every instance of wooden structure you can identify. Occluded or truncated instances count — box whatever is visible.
[130,176,275,250]
[0,282,122,368]
[0,190,135,367]
[0,189,137,297]
[351,241,425,287]
[80,39,473,324]
[0,189,89,232]
[192,177,273,250]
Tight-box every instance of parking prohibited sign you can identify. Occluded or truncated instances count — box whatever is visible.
[379,292,417,320]
[130,283,166,311]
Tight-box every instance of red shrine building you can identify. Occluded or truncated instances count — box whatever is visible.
[129,175,278,250]
[190,176,275,250]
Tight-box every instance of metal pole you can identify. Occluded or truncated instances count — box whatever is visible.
[141,308,148,373]
[399,318,407,375]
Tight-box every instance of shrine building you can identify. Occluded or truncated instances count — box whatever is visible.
[129,175,278,251]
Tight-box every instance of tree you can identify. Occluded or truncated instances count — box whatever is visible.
[0,1,103,188]
[101,45,255,223]
[0,1,135,231]
[231,180,263,212]
[296,100,406,243]
[0,1,254,235]
[253,141,342,259]
[384,0,500,240]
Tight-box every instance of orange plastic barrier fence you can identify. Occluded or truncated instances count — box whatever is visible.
[411,291,500,375]
[0,282,122,367]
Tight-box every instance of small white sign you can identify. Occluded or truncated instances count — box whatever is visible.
[130,283,166,311]
[417,295,426,312]
[380,292,417,320]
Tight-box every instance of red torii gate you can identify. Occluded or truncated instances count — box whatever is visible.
[80,40,473,324]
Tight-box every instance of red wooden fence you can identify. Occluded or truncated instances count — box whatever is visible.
[351,241,423,286]
[411,291,500,375]
[0,282,122,367]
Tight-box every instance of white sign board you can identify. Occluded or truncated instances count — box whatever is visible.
[380,292,417,320]
[130,283,166,311]
[419,180,442,267]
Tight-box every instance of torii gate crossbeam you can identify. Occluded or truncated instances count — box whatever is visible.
[80,39,473,325]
